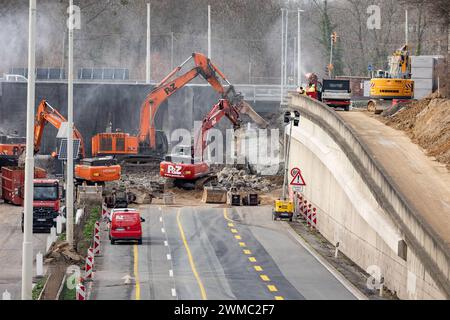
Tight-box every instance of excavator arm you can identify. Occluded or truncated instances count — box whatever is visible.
[139,53,242,149]
[34,100,85,158]
[194,98,268,160]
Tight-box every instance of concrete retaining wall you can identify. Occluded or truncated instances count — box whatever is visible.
[288,93,450,299]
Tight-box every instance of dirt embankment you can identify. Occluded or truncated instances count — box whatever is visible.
[383,94,450,169]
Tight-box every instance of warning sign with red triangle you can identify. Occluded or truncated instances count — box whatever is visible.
[290,167,306,186]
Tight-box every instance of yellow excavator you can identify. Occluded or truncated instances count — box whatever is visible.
[367,45,415,114]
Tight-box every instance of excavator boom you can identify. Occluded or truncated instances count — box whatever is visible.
[34,100,85,158]
[33,99,120,183]
[138,52,239,150]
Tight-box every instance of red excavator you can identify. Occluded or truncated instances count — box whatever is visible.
[158,57,268,188]
[34,100,121,184]
[91,52,253,161]
[160,98,248,188]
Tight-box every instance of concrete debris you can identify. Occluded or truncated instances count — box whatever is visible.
[44,241,84,265]
[106,171,165,204]
[216,167,280,192]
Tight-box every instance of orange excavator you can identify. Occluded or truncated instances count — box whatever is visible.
[91,52,251,161]
[34,100,121,184]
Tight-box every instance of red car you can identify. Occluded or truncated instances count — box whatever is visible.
[109,209,145,245]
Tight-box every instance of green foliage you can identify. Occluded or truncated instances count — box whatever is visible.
[60,285,76,301]
[32,276,48,300]
[83,206,101,241]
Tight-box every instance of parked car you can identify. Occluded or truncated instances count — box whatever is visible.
[109,208,145,245]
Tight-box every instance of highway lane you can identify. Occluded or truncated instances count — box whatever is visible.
[0,203,47,300]
[92,204,358,300]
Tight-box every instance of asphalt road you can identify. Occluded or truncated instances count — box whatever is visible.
[91,205,358,300]
[0,203,47,300]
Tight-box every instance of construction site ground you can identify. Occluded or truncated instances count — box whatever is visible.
[340,110,450,251]
[382,95,450,170]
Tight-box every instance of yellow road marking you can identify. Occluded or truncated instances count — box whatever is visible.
[260,275,270,282]
[243,249,252,255]
[133,244,141,300]
[267,285,278,292]
[224,208,235,223]
[254,266,263,272]
[239,242,246,247]
[235,235,242,240]
[231,229,238,234]
[176,209,207,300]
[275,296,285,300]
[228,223,234,227]
[248,257,257,263]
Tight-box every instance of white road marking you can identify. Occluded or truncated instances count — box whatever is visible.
[159,216,163,222]
[284,223,368,300]
[171,288,177,297]
[161,228,165,233]
[164,241,168,246]
[169,269,174,277]
[167,254,172,261]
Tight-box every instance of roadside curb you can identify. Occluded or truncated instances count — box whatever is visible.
[283,222,368,300]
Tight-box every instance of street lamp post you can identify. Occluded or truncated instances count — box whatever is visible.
[21,0,37,300]
[282,111,300,200]
[297,9,304,87]
[66,0,75,247]
[146,2,151,84]
[280,8,285,103]
[208,5,212,59]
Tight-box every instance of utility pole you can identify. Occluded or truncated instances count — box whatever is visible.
[329,32,337,78]
[282,111,300,200]
[405,9,409,45]
[280,8,285,103]
[208,5,211,59]
[171,32,174,70]
[284,10,288,89]
[22,0,36,300]
[297,9,304,87]
[67,0,75,247]
[146,2,151,84]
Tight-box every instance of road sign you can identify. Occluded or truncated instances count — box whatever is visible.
[290,167,306,186]
[368,64,373,72]
[291,186,304,193]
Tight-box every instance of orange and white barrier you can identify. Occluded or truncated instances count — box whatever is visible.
[85,248,94,280]
[76,283,86,301]
[93,221,101,255]
[93,234,101,256]
[102,203,109,220]
[311,208,317,229]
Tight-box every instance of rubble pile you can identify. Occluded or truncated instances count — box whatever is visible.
[216,167,280,192]
[44,241,84,265]
[107,171,166,204]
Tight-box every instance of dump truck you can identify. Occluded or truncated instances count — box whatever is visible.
[321,79,352,111]
[1,167,62,233]
[1,166,47,205]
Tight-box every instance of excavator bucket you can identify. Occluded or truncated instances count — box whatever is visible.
[77,184,103,207]
[202,186,227,204]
